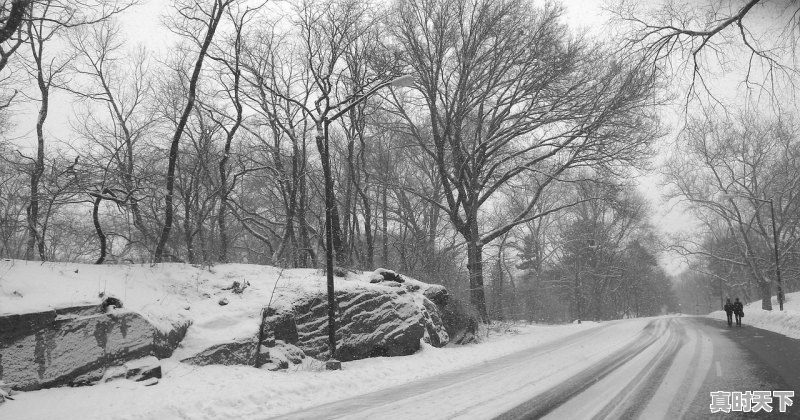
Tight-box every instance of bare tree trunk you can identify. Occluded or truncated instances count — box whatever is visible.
[382,181,388,266]
[216,8,246,263]
[25,21,47,261]
[362,195,373,269]
[91,194,106,264]
[155,0,229,263]
[0,1,31,46]
[297,159,314,267]
[759,280,773,311]
[184,191,194,264]
[466,235,489,323]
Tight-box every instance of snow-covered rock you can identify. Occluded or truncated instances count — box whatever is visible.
[0,305,156,391]
[266,340,305,366]
[423,284,449,306]
[420,297,449,347]
[122,356,162,382]
[0,260,452,386]
[263,284,442,361]
[180,338,258,366]
[370,268,405,283]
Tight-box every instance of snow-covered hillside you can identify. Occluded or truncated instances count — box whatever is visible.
[707,291,800,339]
[0,259,608,419]
[0,260,436,358]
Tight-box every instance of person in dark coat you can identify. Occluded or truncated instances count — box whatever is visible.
[723,298,734,326]
[733,298,744,326]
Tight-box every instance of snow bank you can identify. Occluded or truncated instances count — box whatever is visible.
[707,292,800,339]
[1,321,603,419]
[0,260,435,359]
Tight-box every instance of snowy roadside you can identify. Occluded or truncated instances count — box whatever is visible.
[1,321,603,420]
[707,291,800,339]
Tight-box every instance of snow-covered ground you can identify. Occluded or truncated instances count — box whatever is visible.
[0,259,609,419]
[0,260,432,359]
[707,291,800,339]
[2,319,603,419]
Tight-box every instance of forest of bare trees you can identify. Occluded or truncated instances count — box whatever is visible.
[665,110,800,310]
[15,0,784,323]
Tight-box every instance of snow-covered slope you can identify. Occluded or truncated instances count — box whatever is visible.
[0,260,436,359]
[707,291,800,339]
[0,320,606,419]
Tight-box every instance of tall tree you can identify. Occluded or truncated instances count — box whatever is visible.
[665,109,800,309]
[391,0,659,321]
[154,0,236,263]
[68,19,158,259]
[0,0,30,73]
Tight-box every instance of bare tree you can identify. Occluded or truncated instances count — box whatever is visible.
[0,0,30,73]
[240,20,318,267]
[18,0,135,261]
[611,0,799,104]
[154,0,237,263]
[664,109,800,309]
[391,0,659,321]
[68,19,158,258]
[0,1,30,44]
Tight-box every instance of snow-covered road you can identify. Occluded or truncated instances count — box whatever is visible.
[278,316,796,419]
[4,315,797,419]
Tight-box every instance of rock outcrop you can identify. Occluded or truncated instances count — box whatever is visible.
[0,267,452,389]
[180,338,258,366]
[0,305,188,391]
[262,281,449,362]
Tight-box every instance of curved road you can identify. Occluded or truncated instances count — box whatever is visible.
[276,316,800,419]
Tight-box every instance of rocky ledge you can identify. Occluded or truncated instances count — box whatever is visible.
[0,266,451,392]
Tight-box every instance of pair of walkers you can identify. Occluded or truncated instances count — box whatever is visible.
[724,298,744,326]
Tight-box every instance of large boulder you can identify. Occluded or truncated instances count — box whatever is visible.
[440,296,480,345]
[423,285,449,307]
[0,305,156,391]
[263,285,432,361]
[420,297,449,347]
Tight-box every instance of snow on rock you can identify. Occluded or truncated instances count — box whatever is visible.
[180,338,258,366]
[369,268,405,283]
[0,322,604,420]
[419,297,449,347]
[121,356,162,382]
[0,306,156,391]
[423,284,449,306]
[0,259,452,389]
[266,341,305,366]
[263,285,429,361]
[707,291,800,339]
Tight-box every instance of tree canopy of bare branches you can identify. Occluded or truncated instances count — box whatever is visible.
[390,0,660,320]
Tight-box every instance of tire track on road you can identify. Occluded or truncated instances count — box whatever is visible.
[494,319,665,420]
[276,323,621,420]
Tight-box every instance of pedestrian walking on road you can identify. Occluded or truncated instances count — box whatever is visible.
[724,298,734,327]
[733,298,744,326]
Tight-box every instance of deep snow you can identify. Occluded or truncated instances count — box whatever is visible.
[4,260,795,419]
[0,260,606,419]
[707,291,800,339]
